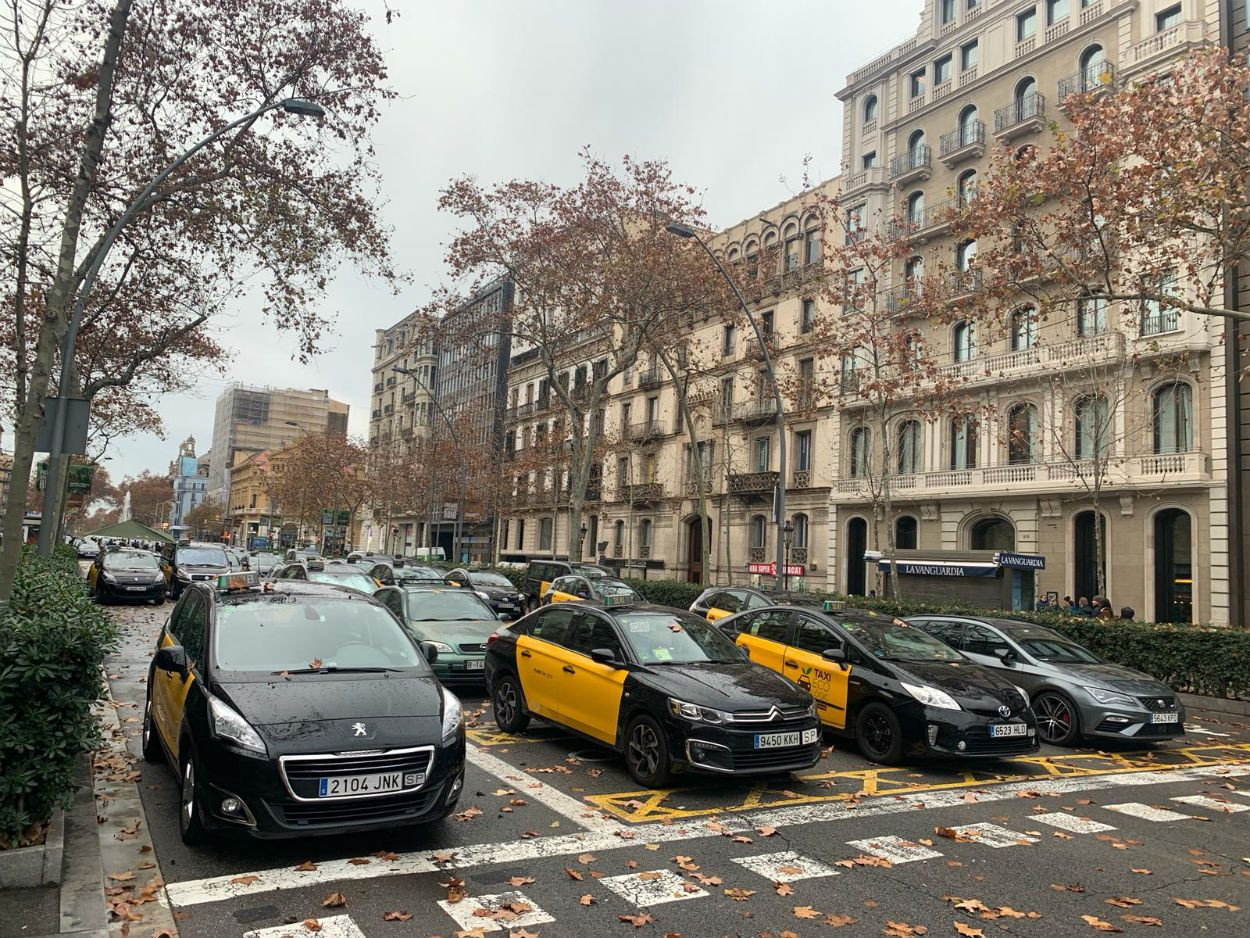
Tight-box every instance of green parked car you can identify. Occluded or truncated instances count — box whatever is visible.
[374,584,505,686]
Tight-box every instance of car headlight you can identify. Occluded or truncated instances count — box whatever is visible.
[102,572,118,583]
[176,569,192,581]
[475,590,491,600]
[1012,685,1030,708]
[900,682,962,711]
[667,697,730,724]
[208,695,266,753]
[441,687,464,741]
[1087,686,1138,707]
[427,641,455,654]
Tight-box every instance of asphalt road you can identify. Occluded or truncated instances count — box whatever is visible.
[101,600,1250,938]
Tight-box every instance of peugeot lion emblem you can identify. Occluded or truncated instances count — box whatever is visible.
[997,705,1011,718]
[352,722,368,737]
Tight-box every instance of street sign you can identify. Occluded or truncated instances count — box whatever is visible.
[441,501,458,521]
[33,396,89,455]
[35,461,95,494]
[746,562,805,577]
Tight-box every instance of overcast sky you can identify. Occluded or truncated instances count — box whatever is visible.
[102,0,920,480]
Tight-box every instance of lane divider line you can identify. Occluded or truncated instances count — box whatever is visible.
[465,742,620,832]
[244,914,366,937]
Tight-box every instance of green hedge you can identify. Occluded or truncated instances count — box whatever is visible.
[0,546,118,847]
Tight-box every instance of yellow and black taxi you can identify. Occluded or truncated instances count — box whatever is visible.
[375,584,505,686]
[444,567,527,618]
[715,605,1038,765]
[541,574,643,606]
[689,586,826,622]
[87,547,167,604]
[519,560,610,611]
[484,599,821,788]
[140,572,466,844]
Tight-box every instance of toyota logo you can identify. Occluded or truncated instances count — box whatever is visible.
[997,705,1011,718]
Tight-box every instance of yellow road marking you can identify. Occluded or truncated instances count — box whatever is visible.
[584,742,1250,822]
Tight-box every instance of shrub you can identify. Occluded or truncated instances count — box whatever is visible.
[0,549,118,847]
[621,577,704,610]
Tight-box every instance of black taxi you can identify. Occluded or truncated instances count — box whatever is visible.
[140,573,466,843]
[716,605,1038,764]
[484,600,820,788]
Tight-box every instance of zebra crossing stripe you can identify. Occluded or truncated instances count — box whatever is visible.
[436,890,555,933]
[1032,812,1117,834]
[244,915,366,937]
[947,822,1039,847]
[1104,802,1193,822]
[599,869,708,907]
[846,835,942,864]
[1171,795,1250,813]
[732,850,840,883]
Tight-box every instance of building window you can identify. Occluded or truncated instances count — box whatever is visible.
[516,519,525,549]
[1007,402,1038,464]
[796,430,812,471]
[863,94,878,124]
[798,357,815,405]
[804,228,821,265]
[750,515,767,549]
[1017,7,1037,41]
[1074,394,1110,460]
[957,105,979,145]
[904,254,924,282]
[535,517,554,551]
[960,40,978,72]
[722,323,736,356]
[1047,0,1068,25]
[1077,293,1108,335]
[957,170,977,205]
[613,519,624,549]
[910,69,925,99]
[1152,383,1193,454]
[970,517,1015,550]
[934,54,952,85]
[895,515,918,550]
[792,513,809,550]
[639,518,652,550]
[1156,3,1181,31]
[953,321,976,362]
[720,377,734,414]
[1010,306,1037,350]
[1141,271,1180,335]
[950,415,978,470]
[754,437,771,472]
[800,298,815,333]
[761,310,774,335]
[849,426,872,478]
[941,0,956,23]
[897,419,922,474]
[906,190,925,227]
[616,457,629,489]
[1154,508,1193,623]
[862,151,877,169]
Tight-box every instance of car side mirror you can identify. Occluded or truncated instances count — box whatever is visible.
[995,646,1017,664]
[420,641,440,665]
[154,645,187,675]
[821,646,846,662]
[738,644,751,660]
[589,647,624,668]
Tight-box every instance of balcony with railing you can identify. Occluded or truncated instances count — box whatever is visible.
[792,468,812,489]
[620,482,665,504]
[1058,61,1116,103]
[939,120,985,167]
[994,93,1046,140]
[382,403,393,415]
[731,399,779,425]
[685,476,713,498]
[842,166,888,196]
[729,470,779,499]
[371,408,381,419]
[888,198,957,243]
[1126,20,1205,72]
[938,331,1125,383]
[888,145,932,185]
[625,419,664,443]
[373,382,384,393]
[943,268,983,300]
[637,368,662,389]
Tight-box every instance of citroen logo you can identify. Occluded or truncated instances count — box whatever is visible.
[768,706,784,722]
[352,722,368,737]
[997,705,1011,718]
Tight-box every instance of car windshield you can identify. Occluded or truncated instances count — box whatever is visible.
[618,612,740,665]
[307,570,377,593]
[177,547,228,566]
[251,553,280,571]
[226,553,243,570]
[576,566,609,579]
[838,618,964,662]
[470,571,514,588]
[594,579,641,600]
[404,589,494,621]
[103,552,159,570]
[1019,638,1101,663]
[214,597,425,672]
[399,566,444,582]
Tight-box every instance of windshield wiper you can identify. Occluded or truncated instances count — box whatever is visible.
[276,666,404,675]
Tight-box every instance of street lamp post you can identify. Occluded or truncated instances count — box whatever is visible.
[393,366,467,565]
[578,523,588,560]
[37,96,327,555]
[666,222,788,587]
[782,519,794,592]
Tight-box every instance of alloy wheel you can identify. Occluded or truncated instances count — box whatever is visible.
[1034,694,1074,744]
[627,723,660,776]
[181,759,196,826]
[863,711,894,756]
[495,682,518,726]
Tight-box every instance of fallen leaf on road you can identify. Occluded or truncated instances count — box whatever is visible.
[372,850,399,861]
[775,882,794,896]
[456,806,483,821]
[564,867,583,881]
[278,670,291,680]
[618,912,654,927]
[825,914,857,927]
[724,888,755,900]
[1081,915,1122,932]
[347,857,370,866]
[690,873,722,885]
[577,853,596,864]
[321,892,347,908]
[303,921,322,933]
[455,930,486,938]
[230,875,260,885]
[309,658,322,668]
[579,894,595,906]
[731,835,753,844]
[673,855,699,871]
[294,860,317,872]
[509,876,535,886]
[756,826,778,837]
[637,871,661,881]
[954,924,985,937]
[883,922,927,937]
[382,909,412,921]
[1121,915,1162,926]
[1173,898,1240,910]
[626,860,638,869]
[108,871,135,882]
[935,826,974,842]
[777,865,803,875]
[1052,883,1086,893]
[442,876,467,903]
[793,905,820,919]
[1130,869,1151,875]
[510,930,540,938]
[1106,897,1142,908]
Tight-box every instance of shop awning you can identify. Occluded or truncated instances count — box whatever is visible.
[877,551,1046,577]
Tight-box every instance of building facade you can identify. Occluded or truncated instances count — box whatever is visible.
[169,436,207,535]
[206,385,349,507]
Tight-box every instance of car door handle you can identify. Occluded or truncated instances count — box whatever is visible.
[520,650,532,658]
[784,661,798,669]
[562,665,576,674]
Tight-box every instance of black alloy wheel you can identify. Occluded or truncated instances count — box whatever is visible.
[855,702,905,765]
[140,692,163,763]
[178,750,207,845]
[1034,691,1081,746]
[492,674,531,733]
[624,714,673,788]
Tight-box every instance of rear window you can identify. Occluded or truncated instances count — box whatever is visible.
[103,552,160,570]
[177,546,229,566]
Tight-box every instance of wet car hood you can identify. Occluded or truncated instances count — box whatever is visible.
[405,617,500,646]
[217,674,445,754]
[475,585,524,600]
[1046,661,1172,695]
[639,661,811,710]
[177,563,229,577]
[891,660,1025,712]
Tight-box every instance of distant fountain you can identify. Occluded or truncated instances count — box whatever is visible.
[120,490,132,522]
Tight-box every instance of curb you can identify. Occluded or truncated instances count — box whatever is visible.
[1180,691,1250,723]
[0,805,64,889]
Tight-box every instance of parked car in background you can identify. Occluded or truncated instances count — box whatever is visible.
[541,574,643,607]
[248,550,283,576]
[161,541,231,599]
[88,547,167,604]
[907,616,1185,746]
[375,585,504,686]
[74,537,100,558]
[690,587,826,622]
[284,548,322,564]
[443,567,526,619]
[519,560,610,610]
[270,559,380,595]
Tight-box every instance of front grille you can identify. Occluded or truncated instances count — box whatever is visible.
[951,726,1035,755]
[279,747,434,801]
[274,786,441,826]
[1124,721,1182,737]
[730,745,819,771]
[1138,696,1176,712]
[727,706,812,725]
[458,643,488,653]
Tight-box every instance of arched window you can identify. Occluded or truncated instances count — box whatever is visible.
[958,104,980,146]
[953,321,976,362]
[750,515,767,549]
[1154,508,1193,623]
[613,519,624,548]
[849,426,872,477]
[906,190,925,227]
[863,94,878,124]
[727,246,741,262]
[1015,76,1039,121]
[1015,76,1037,102]
[1074,394,1110,460]
[907,129,926,161]
[1079,44,1108,89]
[895,515,918,550]
[970,516,1015,550]
[1007,402,1038,465]
[904,255,924,282]
[950,414,978,469]
[1010,306,1037,350]
[957,169,977,205]
[792,513,809,549]
[1152,383,1193,454]
[955,239,977,271]
[639,518,652,549]
[897,419,922,474]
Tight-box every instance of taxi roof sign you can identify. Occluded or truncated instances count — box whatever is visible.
[602,593,631,607]
[216,571,260,592]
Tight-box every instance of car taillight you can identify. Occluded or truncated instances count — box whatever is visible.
[486,633,499,645]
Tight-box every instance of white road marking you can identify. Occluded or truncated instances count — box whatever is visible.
[164,761,1250,908]
[1104,802,1193,822]
[244,914,366,938]
[1188,726,1233,737]
[1171,794,1250,813]
[436,890,554,933]
[947,822,1038,848]
[732,850,840,883]
[465,742,619,832]
[1032,812,1117,834]
[846,835,942,864]
[599,869,708,907]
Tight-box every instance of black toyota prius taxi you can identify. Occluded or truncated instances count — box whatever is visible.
[141,573,466,843]
[484,599,821,788]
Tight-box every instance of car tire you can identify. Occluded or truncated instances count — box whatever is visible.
[141,693,163,764]
[624,714,674,788]
[855,702,905,765]
[492,673,531,734]
[178,749,208,845]
[1033,690,1081,746]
